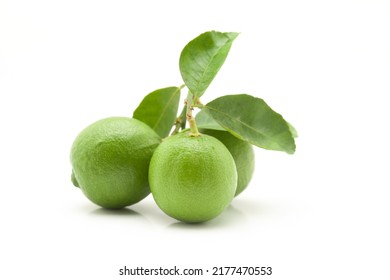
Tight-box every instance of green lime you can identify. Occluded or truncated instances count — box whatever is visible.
[70,117,161,209]
[149,132,237,223]
[199,129,255,196]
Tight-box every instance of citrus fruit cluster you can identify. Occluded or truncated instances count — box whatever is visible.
[70,31,296,223]
[70,118,254,222]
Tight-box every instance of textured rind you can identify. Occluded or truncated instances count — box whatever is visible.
[70,117,161,209]
[200,129,255,196]
[149,132,237,223]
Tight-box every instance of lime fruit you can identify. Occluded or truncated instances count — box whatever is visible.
[200,129,255,196]
[149,132,237,223]
[70,117,161,209]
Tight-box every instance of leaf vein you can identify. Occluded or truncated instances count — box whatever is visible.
[152,87,180,130]
[192,41,230,96]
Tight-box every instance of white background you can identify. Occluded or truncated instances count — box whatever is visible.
[1,0,389,279]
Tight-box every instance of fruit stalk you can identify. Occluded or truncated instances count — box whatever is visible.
[171,106,187,136]
[186,92,200,136]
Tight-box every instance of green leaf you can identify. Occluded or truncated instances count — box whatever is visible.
[178,105,187,130]
[133,87,181,138]
[287,122,298,138]
[179,31,239,98]
[202,94,296,154]
[195,109,225,131]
